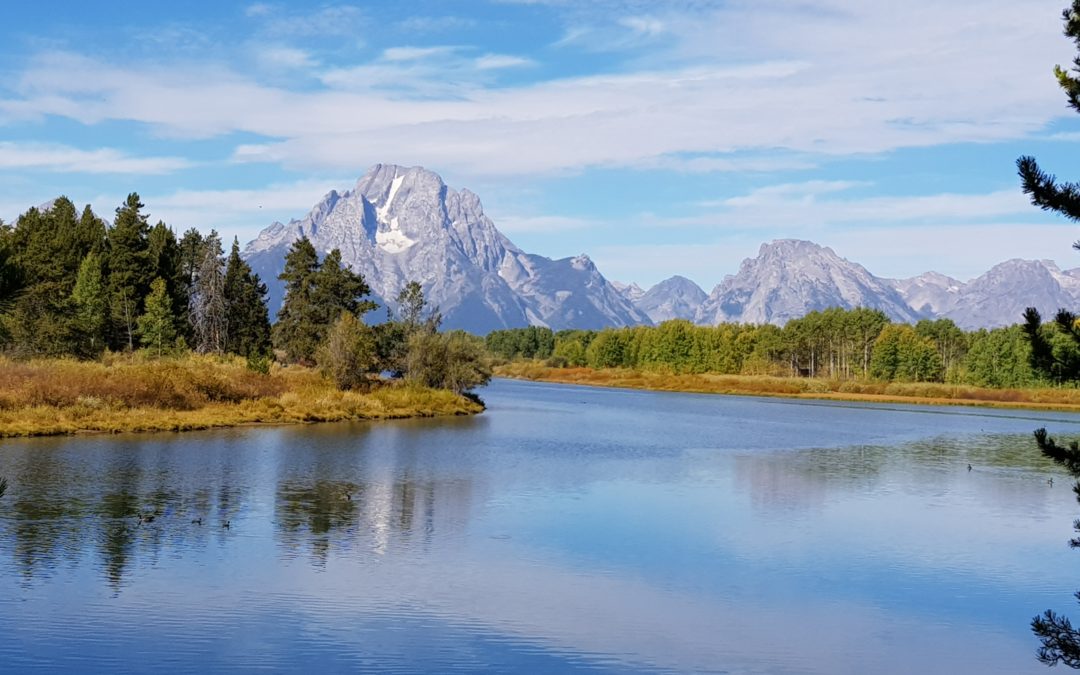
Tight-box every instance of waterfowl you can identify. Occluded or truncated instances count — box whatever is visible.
[191,517,203,525]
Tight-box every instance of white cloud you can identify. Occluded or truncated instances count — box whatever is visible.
[133,178,348,241]
[396,16,477,33]
[381,46,460,62]
[246,4,365,38]
[494,214,605,234]
[0,0,1072,180]
[255,46,318,70]
[690,181,1034,229]
[474,54,534,70]
[0,142,192,174]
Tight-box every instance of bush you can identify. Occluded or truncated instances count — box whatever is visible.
[318,313,377,391]
[406,330,491,393]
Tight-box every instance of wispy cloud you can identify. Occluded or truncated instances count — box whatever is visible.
[0,0,1071,180]
[245,3,366,38]
[135,178,349,238]
[396,16,477,33]
[689,181,1034,229]
[0,142,192,174]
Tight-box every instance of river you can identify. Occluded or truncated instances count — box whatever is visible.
[1,378,1079,674]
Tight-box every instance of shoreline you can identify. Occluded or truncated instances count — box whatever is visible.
[494,364,1080,414]
[0,356,483,439]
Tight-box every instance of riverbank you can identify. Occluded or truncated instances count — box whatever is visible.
[495,362,1080,412]
[0,355,482,438]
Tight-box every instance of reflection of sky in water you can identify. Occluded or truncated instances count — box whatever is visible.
[0,379,1079,673]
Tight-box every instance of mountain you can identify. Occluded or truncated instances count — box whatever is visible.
[243,164,648,334]
[888,271,963,316]
[935,260,1080,329]
[695,240,922,326]
[634,276,708,323]
[612,281,645,304]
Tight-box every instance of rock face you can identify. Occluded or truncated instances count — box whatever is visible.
[633,276,708,323]
[922,260,1080,330]
[243,164,649,334]
[888,272,963,317]
[694,240,922,326]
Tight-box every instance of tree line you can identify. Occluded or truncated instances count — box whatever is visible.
[0,194,489,394]
[486,307,1066,388]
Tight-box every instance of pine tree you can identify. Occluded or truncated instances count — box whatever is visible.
[191,232,227,354]
[137,278,178,357]
[71,252,108,357]
[148,221,185,318]
[273,237,322,364]
[223,237,271,358]
[1018,2,1080,230]
[107,193,153,350]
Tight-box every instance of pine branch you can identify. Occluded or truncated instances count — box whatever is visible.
[1035,428,1080,476]
[1018,156,1080,225]
[1034,608,1080,667]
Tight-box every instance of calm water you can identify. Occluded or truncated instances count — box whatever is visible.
[1,379,1080,674]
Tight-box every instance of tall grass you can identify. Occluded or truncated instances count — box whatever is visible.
[495,362,1080,411]
[0,354,482,437]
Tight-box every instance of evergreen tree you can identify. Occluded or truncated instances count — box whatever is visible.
[1018,2,1080,228]
[312,249,378,322]
[148,221,185,318]
[223,237,271,358]
[191,232,227,354]
[273,237,321,363]
[274,240,377,364]
[137,278,178,357]
[177,228,205,341]
[107,193,153,350]
[70,252,108,357]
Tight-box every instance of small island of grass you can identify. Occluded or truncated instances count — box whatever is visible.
[0,354,482,438]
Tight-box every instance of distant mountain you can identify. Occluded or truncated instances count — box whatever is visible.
[612,281,645,304]
[633,276,708,323]
[243,164,648,334]
[695,240,922,325]
[935,260,1080,329]
[888,272,963,317]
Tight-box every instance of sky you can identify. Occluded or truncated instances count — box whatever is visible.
[1,0,1080,290]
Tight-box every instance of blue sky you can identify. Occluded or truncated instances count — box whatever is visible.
[1,0,1079,289]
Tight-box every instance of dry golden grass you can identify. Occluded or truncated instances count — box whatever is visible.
[495,362,1080,412]
[0,354,482,438]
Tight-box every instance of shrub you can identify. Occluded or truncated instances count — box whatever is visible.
[318,313,377,391]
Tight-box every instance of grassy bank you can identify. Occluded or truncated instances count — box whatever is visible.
[495,362,1080,412]
[0,354,482,438]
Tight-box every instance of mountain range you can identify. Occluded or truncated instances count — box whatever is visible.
[244,165,1080,332]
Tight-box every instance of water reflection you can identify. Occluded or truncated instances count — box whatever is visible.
[0,382,1079,674]
[275,473,476,564]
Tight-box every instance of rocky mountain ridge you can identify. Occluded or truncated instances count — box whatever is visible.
[244,164,648,334]
[243,165,1080,332]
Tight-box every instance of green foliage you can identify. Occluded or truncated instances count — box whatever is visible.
[223,238,271,358]
[318,312,377,390]
[71,253,108,357]
[485,326,555,360]
[273,238,377,364]
[488,307,1046,388]
[868,324,943,382]
[964,326,1040,388]
[406,330,492,393]
[377,281,439,377]
[137,278,179,357]
[107,194,154,350]
[553,336,587,367]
